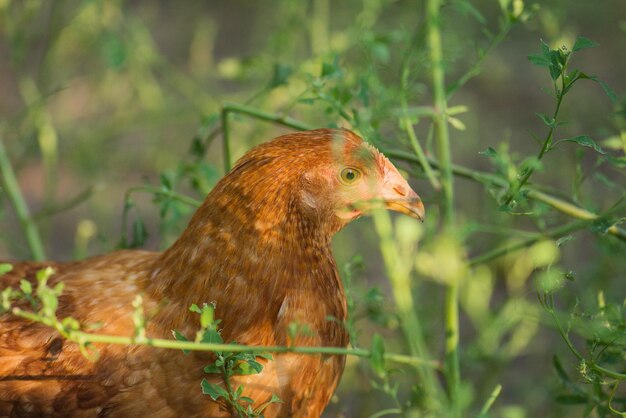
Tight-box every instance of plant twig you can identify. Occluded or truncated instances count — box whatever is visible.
[399,66,441,190]
[468,220,588,266]
[125,186,203,208]
[426,1,460,414]
[543,299,626,381]
[446,18,514,100]
[371,209,444,410]
[6,305,440,369]
[32,187,95,221]
[477,384,503,417]
[221,107,232,172]
[503,52,569,207]
[220,103,313,171]
[0,135,46,260]
[383,149,626,242]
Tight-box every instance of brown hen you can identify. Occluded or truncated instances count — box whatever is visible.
[0,128,424,417]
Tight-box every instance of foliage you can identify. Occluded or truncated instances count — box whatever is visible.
[1,0,625,417]
[174,303,282,417]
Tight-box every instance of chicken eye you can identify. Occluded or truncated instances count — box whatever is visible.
[339,167,361,184]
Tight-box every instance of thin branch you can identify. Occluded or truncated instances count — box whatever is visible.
[503,57,569,207]
[468,220,588,266]
[545,303,626,381]
[220,103,313,171]
[426,0,460,414]
[222,103,313,131]
[7,306,440,370]
[477,384,503,418]
[0,134,46,260]
[32,187,94,221]
[446,18,514,100]
[125,186,203,208]
[383,149,626,242]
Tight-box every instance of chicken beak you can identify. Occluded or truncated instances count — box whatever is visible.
[381,161,425,222]
[384,195,425,222]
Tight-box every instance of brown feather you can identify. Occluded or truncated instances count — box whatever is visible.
[0,128,424,417]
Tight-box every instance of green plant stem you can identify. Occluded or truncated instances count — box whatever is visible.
[220,103,313,171]
[400,66,441,190]
[477,384,503,417]
[0,135,46,260]
[446,19,513,100]
[125,186,203,208]
[504,68,567,206]
[215,105,626,258]
[220,104,626,242]
[371,209,443,409]
[426,0,460,414]
[223,103,312,131]
[545,305,626,381]
[32,187,94,221]
[383,149,626,242]
[220,363,240,415]
[221,108,232,172]
[369,408,403,418]
[468,220,588,266]
[8,307,440,369]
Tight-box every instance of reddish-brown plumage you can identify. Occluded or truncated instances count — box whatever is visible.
[0,129,424,417]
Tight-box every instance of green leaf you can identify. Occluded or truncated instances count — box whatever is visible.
[172,330,189,342]
[572,36,598,52]
[201,328,224,344]
[370,333,386,377]
[605,155,626,168]
[536,112,555,128]
[448,116,466,131]
[19,279,32,295]
[558,135,606,155]
[255,352,273,361]
[298,97,315,106]
[199,304,214,329]
[555,235,574,247]
[171,330,190,355]
[40,291,59,313]
[200,379,229,400]
[267,63,293,88]
[519,156,543,173]
[101,33,127,70]
[589,76,618,103]
[451,0,486,24]
[237,359,264,375]
[536,269,564,293]
[321,57,341,78]
[552,356,571,382]
[479,147,497,157]
[130,219,148,248]
[0,263,12,275]
[528,53,551,67]
[36,267,54,282]
[203,364,221,374]
[159,173,173,191]
[591,217,614,234]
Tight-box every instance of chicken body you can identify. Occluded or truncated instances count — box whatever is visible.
[0,129,424,417]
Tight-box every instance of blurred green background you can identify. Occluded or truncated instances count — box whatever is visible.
[1,0,625,417]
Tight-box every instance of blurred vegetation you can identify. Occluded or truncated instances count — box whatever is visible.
[0,0,625,417]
